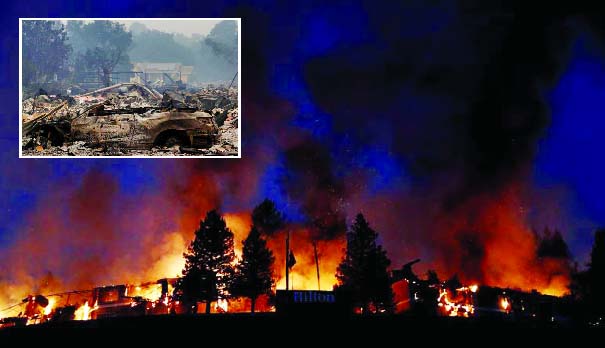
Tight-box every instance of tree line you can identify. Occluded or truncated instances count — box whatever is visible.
[22,20,238,92]
[174,198,393,314]
[174,198,605,321]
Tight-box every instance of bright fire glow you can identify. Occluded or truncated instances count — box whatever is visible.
[500,297,510,311]
[435,184,571,297]
[271,229,344,291]
[129,283,163,301]
[437,287,475,317]
[43,298,55,316]
[74,301,90,321]
[215,298,229,313]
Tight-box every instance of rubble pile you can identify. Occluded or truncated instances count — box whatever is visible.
[21,83,238,157]
[210,108,238,155]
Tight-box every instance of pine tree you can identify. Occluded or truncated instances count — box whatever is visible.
[570,228,605,321]
[336,213,393,313]
[177,210,235,314]
[426,270,440,285]
[537,227,571,259]
[231,226,275,312]
[587,229,605,316]
[251,199,285,237]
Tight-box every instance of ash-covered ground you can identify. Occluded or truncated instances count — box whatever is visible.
[21,83,239,157]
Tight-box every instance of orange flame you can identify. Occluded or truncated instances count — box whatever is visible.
[74,301,90,321]
[436,182,571,297]
[437,287,475,317]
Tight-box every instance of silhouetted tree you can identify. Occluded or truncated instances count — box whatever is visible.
[426,270,440,285]
[231,226,275,312]
[251,199,285,237]
[445,274,462,292]
[177,210,235,314]
[22,20,71,85]
[336,213,393,313]
[571,228,605,321]
[537,227,571,259]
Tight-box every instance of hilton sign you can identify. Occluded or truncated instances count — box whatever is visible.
[292,291,336,304]
[275,290,350,315]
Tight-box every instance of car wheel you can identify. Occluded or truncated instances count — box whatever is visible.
[164,136,182,147]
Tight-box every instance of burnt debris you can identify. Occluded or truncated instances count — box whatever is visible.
[21,83,238,156]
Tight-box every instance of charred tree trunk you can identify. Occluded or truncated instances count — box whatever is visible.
[251,297,256,313]
[205,300,211,314]
[101,67,111,87]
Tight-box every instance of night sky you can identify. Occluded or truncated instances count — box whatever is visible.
[1,0,605,284]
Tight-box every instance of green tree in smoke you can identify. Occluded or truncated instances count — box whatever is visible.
[197,20,238,82]
[22,20,71,86]
[130,29,195,65]
[204,20,238,64]
[67,21,132,86]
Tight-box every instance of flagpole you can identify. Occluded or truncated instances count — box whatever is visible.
[285,230,290,291]
[313,241,320,290]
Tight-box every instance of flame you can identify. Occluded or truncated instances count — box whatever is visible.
[500,297,510,311]
[224,212,253,259]
[43,298,55,316]
[436,183,571,297]
[74,301,90,321]
[215,298,229,313]
[141,232,187,281]
[437,287,475,317]
[129,283,163,302]
[269,228,344,291]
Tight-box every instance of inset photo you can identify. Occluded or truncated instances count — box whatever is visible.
[20,18,240,158]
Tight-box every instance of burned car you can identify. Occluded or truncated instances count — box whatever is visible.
[22,83,220,152]
[69,105,218,149]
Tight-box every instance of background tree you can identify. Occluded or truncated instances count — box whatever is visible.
[426,270,440,285]
[67,21,132,86]
[536,227,571,259]
[251,199,285,237]
[197,20,238,82]
[176,210,235,314]
[571,228,605,321]
[336,213,393,313]
[445,274,462,292]
[231,226,275,312]
[129,29,195,65]
[22,20,71,86]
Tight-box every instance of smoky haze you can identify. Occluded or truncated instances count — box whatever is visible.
[117,20,221,37]
[125,19,238,83]
[61,19,238,84]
